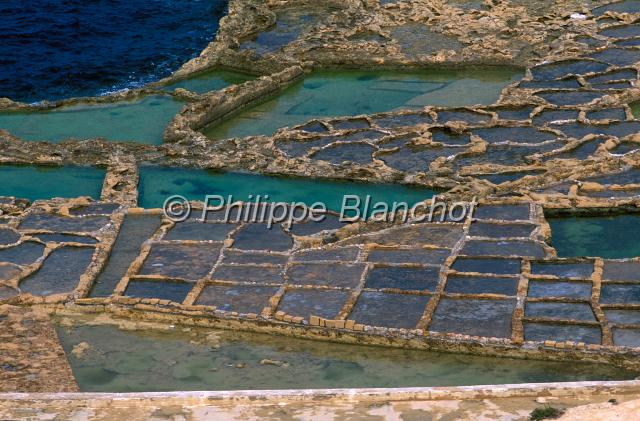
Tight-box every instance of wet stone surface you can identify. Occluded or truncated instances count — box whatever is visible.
[231,224,293,252]
[605,309,640,325]
[195,284,279,313]
[436,110,491,125]
[139,243,220,280]
[212,265,285,285]
[378,145,462,172]
[460,240,545,258]
[611,141,640,154]
[551,139,606,160]
[528,279,593,300]
[532,109,580,125]
[524,323,602,345]
[348,291,430,329]
[525,302,596,322]
[288,215,347,236]
[586,108,627,121]
[165,222,235,242]
[365,266,440,291]
[474,170,544,185]
[293,247,360,262]
[311,143,376,165]
[430,298,515,339]
[222,251,289,266]
[372,112,431,129]
[0,228,20,246]
[366,248,451,265]
[519,78,582,90]
[344,224,463,248]
[472,127,556,144]
[445,275,519,296]
[474,205,530,221]
[124,279,193,303]
[536,91,605,106]
[19,214,110,233]
[530,261,594,279]
[529,60,610,80]
[451,257,522,275]
[602,261,640,282]
[0,242,45,266]
[583,168,640,185]
[32,233,98,245]
[612,328,640,347]
[601,284,640,305]
[286,263,366,289]
[0,264,22,282]
[454,143,561,168]
[69,203,120,216]
[468,222,536,238]
[19,247,95,296]
[277,289,350,320]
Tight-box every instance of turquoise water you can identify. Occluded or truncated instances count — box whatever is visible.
[203,68,523,139]
[548,215,640,258]
[161,69,253,94]
[0,95,184,144]
[0,165,104,201]
[138,167,435,213]
[56,321,634,392]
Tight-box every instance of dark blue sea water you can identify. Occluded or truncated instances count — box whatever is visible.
[1,0,227,103]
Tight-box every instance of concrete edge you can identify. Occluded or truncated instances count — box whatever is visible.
[2,380,640,403]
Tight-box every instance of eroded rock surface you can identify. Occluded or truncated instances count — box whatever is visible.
[0,305,78,392]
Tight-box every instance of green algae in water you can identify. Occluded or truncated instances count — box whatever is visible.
[138,167,435,214]
[0,95,183,144]
[0,165,104,201]
[203,68,523,139]
[161,70,253,94]
[548,215,640,259]
[55,322,635,392]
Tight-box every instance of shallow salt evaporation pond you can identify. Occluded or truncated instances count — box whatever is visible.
[203,68,523,139]
[56,321,636,392]
[0,165,105,201]
[138,166,436,212]
[547,214,640,258]
[0,95,183,144]
[160,69,254,95]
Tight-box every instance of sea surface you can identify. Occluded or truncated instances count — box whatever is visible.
[1,0,227,103]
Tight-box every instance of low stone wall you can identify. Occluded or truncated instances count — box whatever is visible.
[163,65,305,143]
[1,381,639,420]
[45,302,640,370]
